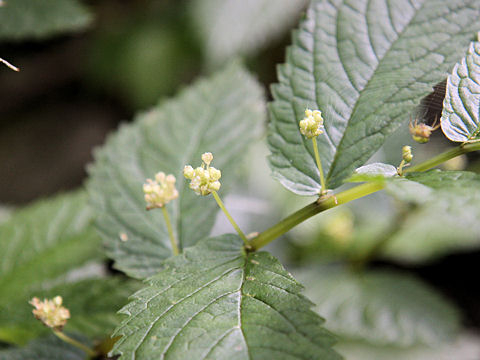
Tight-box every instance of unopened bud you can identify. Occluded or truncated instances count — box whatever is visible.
[184,152,222,196]
[402,145,413,163]
[299,108,324,138]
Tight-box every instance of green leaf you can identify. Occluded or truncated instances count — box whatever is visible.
[0,334,88,360]
[190,0,307,66]
[112,234,341,360]
[87,62,265,279]
[0,278,141,344]
[441,38,480,142]
[268,0,480,195]
[296,266,460,347]
[0,191,101,309]
[0,0,92,41]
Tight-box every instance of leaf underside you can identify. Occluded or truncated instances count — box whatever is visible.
[0,0,92,41]
[112,234,341,360]
[297,266,460,347]
[268,0,480,195]
[441,39,480,142]
[87,62,265,279]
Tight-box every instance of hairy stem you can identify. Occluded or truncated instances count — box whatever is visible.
[312,137,327,194]
[406,142,480,173]
[53,330,96,357]
[162,206,179,255]
[212,191,249,245]
[249,182,384,251]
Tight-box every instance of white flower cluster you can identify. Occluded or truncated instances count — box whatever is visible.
[30,296,70,330]
[299,109,324,138]
[183,152,221,196]
[143,172,179,209]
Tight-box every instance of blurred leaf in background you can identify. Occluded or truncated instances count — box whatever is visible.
[0,0,92,40]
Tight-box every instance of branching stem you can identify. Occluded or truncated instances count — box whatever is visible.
[212,191,249,246]
[162,206,179,255]
[248,182,385,251]
[406,142,480,173]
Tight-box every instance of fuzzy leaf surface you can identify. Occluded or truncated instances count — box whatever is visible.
[296,266,460,347]
[0,278,140,344]
[0,191,101,310]
[190,0,307,66]
[441,39,480,142]
[0,0,92,41]
[268,0,480,195]
[0,335,88,360]
[88,63,265,279]
[112,234,340,360]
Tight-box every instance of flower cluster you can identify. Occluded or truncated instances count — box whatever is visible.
[299,109,324,138]
[30,296,70,330]
[143,172,179,209]
[183,152,221,196]
[409,118,440,143]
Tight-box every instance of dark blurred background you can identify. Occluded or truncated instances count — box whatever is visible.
[0,0,304,204]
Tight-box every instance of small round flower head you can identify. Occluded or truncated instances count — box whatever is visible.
[30,296,70,331]
[143,172,179,210]
[402,145,413,163]
[409,118,440,143]
[299,109,324,139]
[184,152,222,196]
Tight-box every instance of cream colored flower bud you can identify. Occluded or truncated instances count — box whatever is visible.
[30,296,70,330]
[184,153,222,196]
[202,152,213,166]
[209,167,221,181]
[183,165,195,179]
[300,108,324,138]
[143,172,179,209]
[402,145,413,163]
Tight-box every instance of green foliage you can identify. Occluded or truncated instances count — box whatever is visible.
[190,0,307,66]
[0,0,92,40]
[87,62,265,279]
[268,0,480,195]
[0,191,101,306]
[441,38,480,142]
[297,266,460,347]
[383,170,480,262]
[0,334,88,360]
[0,191,104,344]
[112,234,340,360]
[0,278,140,345]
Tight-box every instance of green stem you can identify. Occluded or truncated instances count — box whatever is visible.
[53,330,96,357]
[249,182,384,251]
[406,142,480,173]
[212,191,249,246]
[312,137,327,194]
[162,206,179,255]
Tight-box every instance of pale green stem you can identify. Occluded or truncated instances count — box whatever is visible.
[53,330,96,357]
[397,159,407,176]
[212,191,249,246]
[162,206,179,255]
[248,182,385,251]
[311,137,327,194]
[406,142,480,173]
